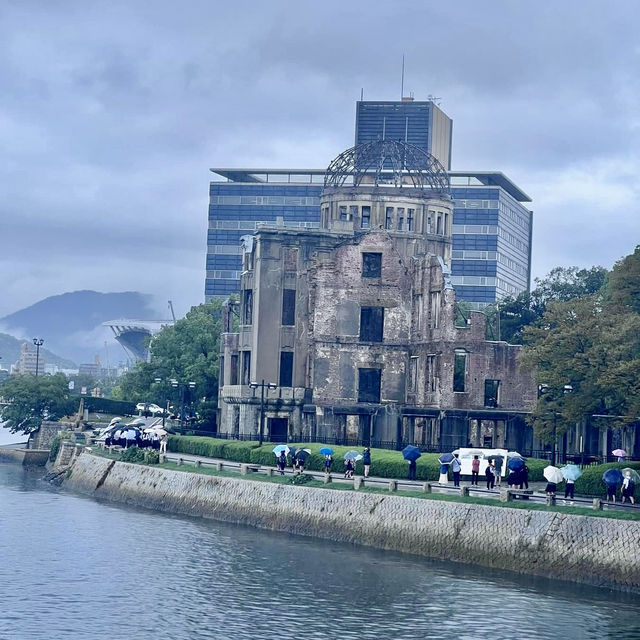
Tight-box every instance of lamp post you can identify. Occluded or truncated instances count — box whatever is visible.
[538,383,573,466]
[32,338,44,377]
[249,380,277,446]
[171,379,196,428]
[154,378,171,427]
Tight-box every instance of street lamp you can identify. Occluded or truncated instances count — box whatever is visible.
[32,338,44,377]
[538,383,573,466]
[249,379,277,446]
[171,379,196,428]
[154,378,172,427]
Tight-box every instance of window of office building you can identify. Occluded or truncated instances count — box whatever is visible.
[484,379,500,407]
[360,306,384,342]
[241,351,251,385]
[282,289,296,326]
[385,207,393,229]
[362,252,382,278]
[358,368,381,403]
[453,349,467,392]
[361,205,371,228]
[242,290,253,325]
[279,352,294,387]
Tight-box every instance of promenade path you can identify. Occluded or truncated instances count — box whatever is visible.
[161,451,640,515]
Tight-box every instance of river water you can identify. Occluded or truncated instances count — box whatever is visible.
[1,464,639,640]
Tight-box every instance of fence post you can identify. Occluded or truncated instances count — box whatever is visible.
[592,498,603,510]
[353,477,363,490]
[388,480,397,492]
[215,461,223,472]
[422,482,431,493]
[461,486,470,497]
[265,468,274,477]
[323,474,332,484]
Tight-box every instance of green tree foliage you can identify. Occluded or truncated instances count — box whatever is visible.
[113,301,224,426]
[0,373,76,433]
[523,251,640,440]
[497,265,607,344]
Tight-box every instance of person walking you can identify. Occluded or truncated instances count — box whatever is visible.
[159,433,168,454]
[519,464,529,490]
[621,471,636,504]
[564,479,575,500]
[362,447,371,478]
[324,454,332,475]
[485,461,495,489]
[290,450,298,472]
[439,463,449,485]
[408,458,417,481]
[471,455,480,486]
[451,454,462,487]
[277,451,287,476]
[344,458,354,479]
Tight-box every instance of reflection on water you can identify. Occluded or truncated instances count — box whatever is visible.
[1,464,639,640]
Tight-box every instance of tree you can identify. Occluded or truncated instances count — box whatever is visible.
[604,245,640,314]
[113,301,224,426]
[0,373,76,434]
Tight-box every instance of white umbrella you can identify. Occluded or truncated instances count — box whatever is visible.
[507,451,523,458]
[543,465,564,484]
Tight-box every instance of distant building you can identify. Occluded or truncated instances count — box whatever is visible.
[16,342,45,375]
[204,97,532,308]
[218,140,536,451]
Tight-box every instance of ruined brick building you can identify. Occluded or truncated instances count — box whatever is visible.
[218,140,537,450]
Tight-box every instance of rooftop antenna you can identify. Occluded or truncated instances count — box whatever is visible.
[360,87,364,101]
[427,94,442,106]
[401,54,405,99]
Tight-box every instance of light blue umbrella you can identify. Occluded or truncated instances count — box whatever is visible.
[560,464,582,482]
[272,445,290,456]
[344,450,361,460]
[319,447,334,455]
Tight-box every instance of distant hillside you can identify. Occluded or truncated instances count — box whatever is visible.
[0,291,163,365]
[0,332,76,369]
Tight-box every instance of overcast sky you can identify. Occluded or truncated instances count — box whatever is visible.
[2,0,639,319]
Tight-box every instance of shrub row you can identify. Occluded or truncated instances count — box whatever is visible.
[574,461,640,497]
[167,436,550,482]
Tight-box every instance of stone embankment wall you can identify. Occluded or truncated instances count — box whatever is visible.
[63,453,640,591]
[0,448,49,466]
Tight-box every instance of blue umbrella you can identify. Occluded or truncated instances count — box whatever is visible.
[319,447,334,455]
[507,457,525,471]
[603,468,624,486]
[402,445,421,462]
[438,452,454,464]
[561,464,582,482]
[272,445,289,455]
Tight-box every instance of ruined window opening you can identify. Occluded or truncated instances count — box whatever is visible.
[360,306,384,342]
[339,205,348,221]
[362,252,382,278]
[282,289,296,326]
[415,294,423,329]
[230,354,239,385]
[219,356,225,386]
[427,210,435,234]
[242,289,253,325]
[385,207,394,230]
[361,205,371,228]
[484,379,500,407]
[397,207,404,230]
[284,247,298,271]
[430,291,441,328]
[409,356,418,393]
[279,351,294,387]
[426,354,437,392]
[453,349,467,392]
[358,368,381,403]
[407,208,414,231]
[436,213,443,235]
[349,205,359,220]
[444,212,450,235]
[241,351,251,385]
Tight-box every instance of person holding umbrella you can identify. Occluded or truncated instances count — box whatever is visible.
[277,451,287,476]
[621,469,637,504]
[451,453,462,487]
[543,465,564,496]
[560,464,582,501]
[438,452,453,485]
[403,446,422,481]
[603,468,623,502]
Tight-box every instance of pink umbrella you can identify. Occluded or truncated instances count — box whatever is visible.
[612,449,627,457]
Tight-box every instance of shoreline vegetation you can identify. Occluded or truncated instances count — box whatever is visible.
[87,440,640,522]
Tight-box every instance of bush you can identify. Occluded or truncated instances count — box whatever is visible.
[574,461,640,497]
[48,432,72,461]
[287,473,313,485]
[167,436,259,462]
[121,446,146,463]
[144,450,160,465]
[82,397,136,416]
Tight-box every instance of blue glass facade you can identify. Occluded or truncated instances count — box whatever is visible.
[205,175,322,298]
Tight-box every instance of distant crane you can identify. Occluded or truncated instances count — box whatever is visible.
[168,300,176,323]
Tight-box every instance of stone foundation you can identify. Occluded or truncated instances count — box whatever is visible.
[62,452,640,592]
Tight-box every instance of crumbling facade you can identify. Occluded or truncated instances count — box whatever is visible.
[218,141,536,451]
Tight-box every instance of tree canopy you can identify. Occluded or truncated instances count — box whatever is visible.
[522,248,640,440]
[0,373,76,434]
[112,301,224,426]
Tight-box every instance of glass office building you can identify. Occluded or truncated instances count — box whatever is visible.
[205,100,532,306]
[205,170,323,299]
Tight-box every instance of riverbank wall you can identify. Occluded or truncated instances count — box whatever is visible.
[63,452,640,592]
[0,447,49,466]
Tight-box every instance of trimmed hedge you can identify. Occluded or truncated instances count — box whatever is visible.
[574,461,640,497]
[167,436,550,483]
[82,397,136,416]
